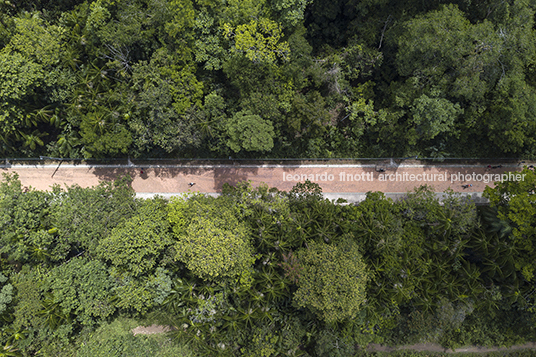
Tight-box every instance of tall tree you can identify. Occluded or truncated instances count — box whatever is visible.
[169,194,255,282]
[484,167,536,281]
[294,238,369,324]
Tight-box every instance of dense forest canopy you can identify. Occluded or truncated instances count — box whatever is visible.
[1,169,536,355]
[2,0,536,159]
[3,0,536,355]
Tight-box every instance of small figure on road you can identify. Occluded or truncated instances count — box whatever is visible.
[188,182,195,187]
[140,168,144,175]
[461,184,472,189]
[487,165,503,170]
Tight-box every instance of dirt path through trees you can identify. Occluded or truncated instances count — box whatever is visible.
[129,325,536,354]
[366,342,536,353]
[0,162,528,198]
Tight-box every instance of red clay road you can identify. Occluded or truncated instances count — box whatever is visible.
[1,162,529,198]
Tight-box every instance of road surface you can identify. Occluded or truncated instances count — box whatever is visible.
[1,160,529,203]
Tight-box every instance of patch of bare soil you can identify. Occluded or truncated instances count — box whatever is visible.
[131,324,172,336]
[367,342,536,353]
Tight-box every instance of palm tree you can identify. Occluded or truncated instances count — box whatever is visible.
[37,293,72,329]
[4,328,28,346]
[250,209,279,250]
[56,132,81,158]
[29,106,55,127]
[479,206,512,238]
[0,344,21,357]
[434,208,456,237]
[20,130,47,150]
[29,245,50,262]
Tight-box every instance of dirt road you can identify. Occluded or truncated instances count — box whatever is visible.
[1,161,528,200]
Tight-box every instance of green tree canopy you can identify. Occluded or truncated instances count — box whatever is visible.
[226,110,275,153]
[46,257,116,326]
[169,195,255,281]
[294,238,369,324]
[97,198,174,277]
[484,167,536,281]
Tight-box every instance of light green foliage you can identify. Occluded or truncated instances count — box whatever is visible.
[0,174,66,264]
[6,15,64,67]
[294,239,368,323]
[46,258,115,326]
[50,176,137,256]
[97,199,174,277]
[127,49,203,155]
[193,10,228,70]
[410,94,463,143]
[166,0,195,40]
[484,167,536,280]
[109,272,153,313]
[0,13,72,153]
[240,326,278,357]
[0,273,13,315]
[79,116,132,158]
[109,268,173,313]
[179,211,252,280]
[345,96,388,138]
[86,0,111,34]
[169,195,255,280]
[11,267,45,332]
[0,52,42,102]
[187,0,262,71]
[224,18,290,64]
[219,0,266,26]
[0,51,42,148]
[222,181,290,222]
[226,110,275,153]
[268,0,311,27]
[76,317,196,357]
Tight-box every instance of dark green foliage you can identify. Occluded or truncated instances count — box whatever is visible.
[50,175,137,258]
[3,172,536,353]
[97,198,173,277]
[294,238,369,323]
[0,173,62,265]
[484,167,536,280]
[76,318,196,357]
[45,257,115,326]
[2,0,536,158]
